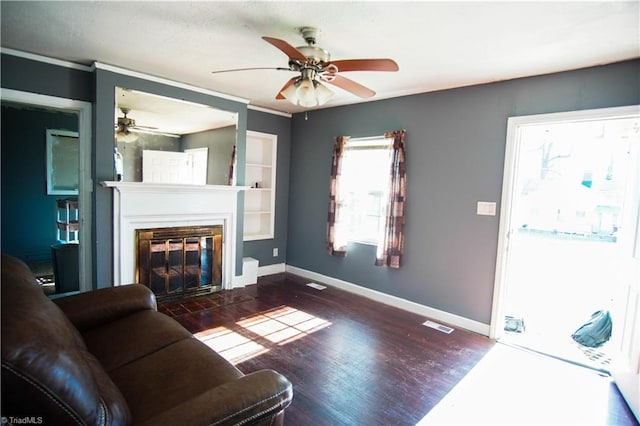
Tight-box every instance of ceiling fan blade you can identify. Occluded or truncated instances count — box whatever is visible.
[212,66,291,74]
[262,36,308,62]
[329,59,399,72]
[276,77,298,99]
[324,75,375,98]
[131,125,158,130]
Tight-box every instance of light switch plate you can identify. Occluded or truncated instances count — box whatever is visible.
[477,201,497,216]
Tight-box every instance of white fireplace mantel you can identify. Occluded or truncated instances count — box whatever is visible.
[102,181,249,289]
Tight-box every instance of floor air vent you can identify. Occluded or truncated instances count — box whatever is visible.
[422,320,454,334]
[306,282,327,290]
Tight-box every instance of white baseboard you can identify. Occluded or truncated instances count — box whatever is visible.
[285,265,490,336]
[258,262,286,277]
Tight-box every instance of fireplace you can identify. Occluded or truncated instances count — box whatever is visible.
[137,225,223,301]
[102,181,248,290]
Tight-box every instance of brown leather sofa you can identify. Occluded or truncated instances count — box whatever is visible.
[1,254,293,425]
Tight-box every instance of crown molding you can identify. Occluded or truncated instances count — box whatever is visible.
[248,104,292,118]
[1,48,93,72]
[92,62,249,105]
[1,48,291,114]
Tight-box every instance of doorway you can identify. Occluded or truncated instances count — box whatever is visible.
[1,88,93,293]
[491,106,640,373]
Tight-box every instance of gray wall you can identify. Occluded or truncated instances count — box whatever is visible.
[181,126,236,185]
[1,104,79,262]
[286,60,640,325]
[0,54,93,102]
[117,133,181,182]
[245,109,291,266]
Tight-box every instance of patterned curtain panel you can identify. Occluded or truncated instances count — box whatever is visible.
[326,135,350,256]
[375,130,407,268]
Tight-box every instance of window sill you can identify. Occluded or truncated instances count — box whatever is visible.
[348,239,377,247]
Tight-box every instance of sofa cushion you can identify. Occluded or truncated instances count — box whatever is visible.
[55,284,158,333]
[108,337,244,424]
[1,254,131,425]
[82,309,193,372]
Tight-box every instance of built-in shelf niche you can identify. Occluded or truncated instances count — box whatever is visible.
[244,131,277,241]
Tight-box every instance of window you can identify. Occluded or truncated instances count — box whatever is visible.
[46,129,79,195]
[337,136,393,244]
[327,130,406,268]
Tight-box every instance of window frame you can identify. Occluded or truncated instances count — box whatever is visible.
[338,135,393,246]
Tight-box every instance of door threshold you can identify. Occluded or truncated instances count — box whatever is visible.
[498,338,612,377]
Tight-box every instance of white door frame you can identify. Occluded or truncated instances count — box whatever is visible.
[490,105,640,340]
[492,105,640,421]
[1,88,93,292]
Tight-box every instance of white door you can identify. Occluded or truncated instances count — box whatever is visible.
[184,147,208,185]
[491,106,640,415]
[142,150,192,184]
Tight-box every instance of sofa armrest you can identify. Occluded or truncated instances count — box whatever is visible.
[54,284,157,332]
[138,369,293,426]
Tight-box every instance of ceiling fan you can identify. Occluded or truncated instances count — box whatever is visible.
[115,108,158,142]
[212,27,399,108]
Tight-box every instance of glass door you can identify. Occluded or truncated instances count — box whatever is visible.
[492,106,639,373]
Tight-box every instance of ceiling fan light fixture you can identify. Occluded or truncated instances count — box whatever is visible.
[280,80,300,105]
[116,129,138,143]
[314,81,334,106]
[280,74,334,108]
[115,107,139,142]
[297,76,318,107]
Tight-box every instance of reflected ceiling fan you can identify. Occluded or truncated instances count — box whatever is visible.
[212,27,399,108]
[115,108,158,142]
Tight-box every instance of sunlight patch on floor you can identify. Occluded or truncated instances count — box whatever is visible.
[417,343,612,425]
[237,305,332,345]
[195,305,331,364]
[196,326,269,364]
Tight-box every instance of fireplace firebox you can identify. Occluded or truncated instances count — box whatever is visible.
[136,225,223,301]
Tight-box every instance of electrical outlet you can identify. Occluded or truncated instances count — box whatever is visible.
[272,248,278,257]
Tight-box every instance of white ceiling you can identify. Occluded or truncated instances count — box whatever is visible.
[1,1,638,118]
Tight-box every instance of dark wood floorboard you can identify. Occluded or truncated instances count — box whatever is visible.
[160,273,638,426]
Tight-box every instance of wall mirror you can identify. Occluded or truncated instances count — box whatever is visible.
[114,87,238,185]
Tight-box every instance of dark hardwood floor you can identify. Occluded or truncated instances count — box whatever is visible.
[160,273,638,426]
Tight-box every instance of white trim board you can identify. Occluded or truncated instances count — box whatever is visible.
[248,104,292,118]
[285,265,490,336]
[1,47,93,72]
[258,263,286,277]
[93,62,249,104]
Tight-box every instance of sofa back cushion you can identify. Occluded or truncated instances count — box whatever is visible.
[1,254,131,425]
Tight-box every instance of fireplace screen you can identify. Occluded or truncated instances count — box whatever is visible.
[136,225,223,300]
